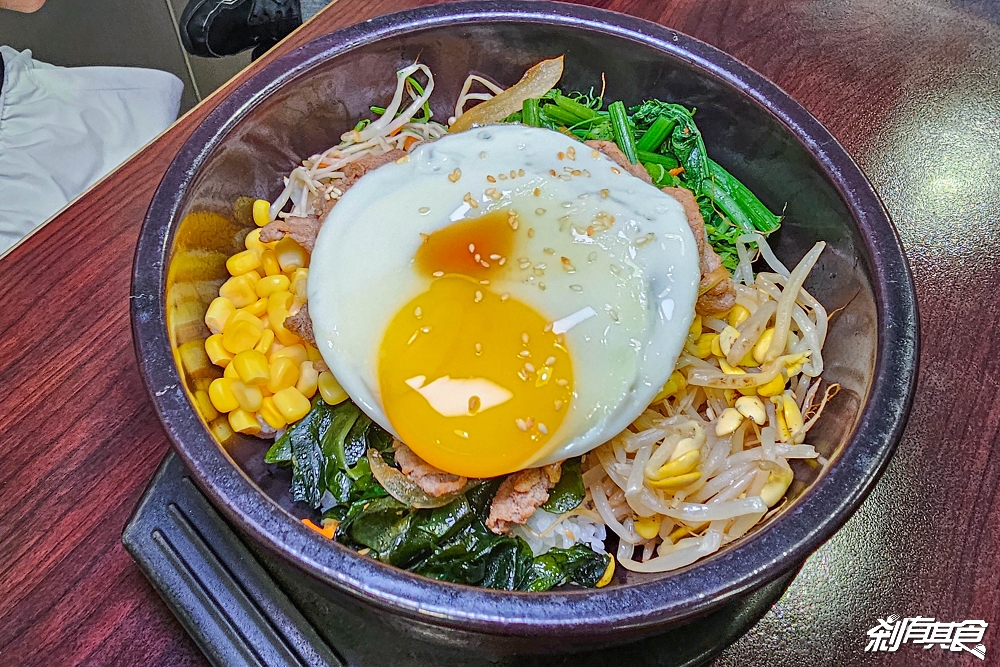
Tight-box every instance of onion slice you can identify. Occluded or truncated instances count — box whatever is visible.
[450,56,564,132]
[366,448,469,509]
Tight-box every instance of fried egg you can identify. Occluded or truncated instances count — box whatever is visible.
[309,125,700,478]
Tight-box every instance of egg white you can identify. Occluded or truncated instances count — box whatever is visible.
[308,125,700,470]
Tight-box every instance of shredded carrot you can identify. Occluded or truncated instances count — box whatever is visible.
[388,125,403,137]
[317,162,330,168]
[668,167,685,176]
[403,135,421,151]
[302,518,337,539]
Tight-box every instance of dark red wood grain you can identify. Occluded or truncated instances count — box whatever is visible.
[1,1,998,665]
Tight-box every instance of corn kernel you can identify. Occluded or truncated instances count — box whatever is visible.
[252,199,272,226]
[219,275,257,308]
[290,268,309,298]
[267,290,294,318]
[226,249,262,276]
[232,349,270,386]
[716,407,744,436]
[241,297,268,318]
[273,386,311,422]
[267,356,299,393]
[194,389,219,421]
[595,556,615,588]
[760,467,794,507]
[271,343,307,367]
[245,228,266,253]
[297,361,319,398]
[634,516,661,540]
[243,269,262,285]
[727,304,750,328]
[318,372,348,405]
[256,274,290,298]
[735,396,767,425]
[230,380,264,412]
[757,374,786,397]
[205,296,236,334]
[228,408,261,435]
[222,311,264,354]
[209,417,234,442]
[205,333,234,367]
[254,328,275,355]
[259,397,287,430]
[260,249,281,276]
[270,307,300,346]
[753,328,775,365]
[275,236,309,272]
[208,377,240,413]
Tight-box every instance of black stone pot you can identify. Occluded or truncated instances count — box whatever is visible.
[131,1,918,654]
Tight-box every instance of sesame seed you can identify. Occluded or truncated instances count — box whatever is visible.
[588,251,598,262]
[554,400,563,411]
[516,418,528,431]
[475,342,482,353]
[421,326,431,333]
[396,156,409,164]
[582,170,591,177]
[519,350,531,357]
[538,283,546,291]
[527,228,535,238]
[611,167,621,174]
[571,169,582,176]
[487,175,497,183]
[509,170,517,179]
[545,356,556,366]
[558,216,570,231]
[407,331,418,345]
[455,430,469,438]
[414,307,423,318]
[562,201,573,208]
[480,279,490,285]
[549,169,558,177]
[419,206,431,214]
[600,189,609,199]
[543,322,553,333]
[474,290,483,302]
[419,232,430,242]
[485,187,501,201]
[525,417,534,428]
[557,379,569,387]
[474,253,481,262]
[521,333,530,344]
[480,260,490,268]
[635,232,656,246]
[469,243,476,253]
[544,247,555,255]
[533,188,541,197]
[501,292,510,301]
[535,208,546,215]
[570,284,583,292]
[498,173,508,181]
[479,151,487,159]
[518,370,528,381]
[433,271,444,277]
[591,150,600,158]
[567,147,576,160]
[518,169,525,177]
[463,192,479,208]
[586,225,595,236]
[489,254,501,260]
[534,263,547,270]
[609,308,620,323]
[557,152,565,160]
[448,168,462,182]
[468,396,481,413]
[538,423,548,435]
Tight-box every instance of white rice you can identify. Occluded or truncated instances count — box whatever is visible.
[512,509,607,556]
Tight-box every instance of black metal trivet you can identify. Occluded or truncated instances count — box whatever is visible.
[123,454,798,667]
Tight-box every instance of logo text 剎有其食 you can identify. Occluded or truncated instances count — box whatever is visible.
[865,615,987,660]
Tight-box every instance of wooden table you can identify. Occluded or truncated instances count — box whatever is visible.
[1,0,997,665]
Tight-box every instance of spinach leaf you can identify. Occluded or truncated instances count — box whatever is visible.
[287,402,332,508]
[342,412,372,468]
[264,430,292,465]
[540,457,585,514]
[522,544,611,592]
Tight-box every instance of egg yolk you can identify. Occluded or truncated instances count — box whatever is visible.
[378,210,573,478]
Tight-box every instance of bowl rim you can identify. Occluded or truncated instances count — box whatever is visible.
[131,0,919,636]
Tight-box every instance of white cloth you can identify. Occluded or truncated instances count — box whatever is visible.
[0,46,184,256]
